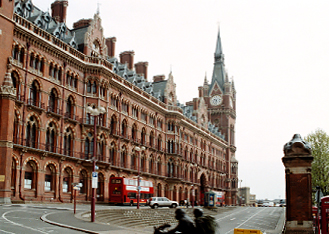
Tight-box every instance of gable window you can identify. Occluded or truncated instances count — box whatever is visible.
[141,112,147,123]
[26,116,38,148]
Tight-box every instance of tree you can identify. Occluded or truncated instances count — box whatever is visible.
[305,129,329,195]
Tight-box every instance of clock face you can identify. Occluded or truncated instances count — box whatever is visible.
[210,95,222,106]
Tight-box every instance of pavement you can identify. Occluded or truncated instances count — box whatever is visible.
[7,203,285,234]
[36,203,152,234]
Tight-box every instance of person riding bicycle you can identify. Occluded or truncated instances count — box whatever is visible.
[154,208,195,234]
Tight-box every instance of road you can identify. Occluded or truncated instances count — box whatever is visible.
[0,204,285,234]
[0,205,82,234]
[216,207,285,234]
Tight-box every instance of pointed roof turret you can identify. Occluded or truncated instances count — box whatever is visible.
[209,27,226,94]
[203,72,208,85]
[214,26,224,61]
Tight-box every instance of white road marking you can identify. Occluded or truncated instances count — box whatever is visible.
[223,208,266,234]
[2,210,49,234]
[0,229,15,234]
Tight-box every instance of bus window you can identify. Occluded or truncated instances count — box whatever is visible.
[112,190,121,194]
[111,179,122,184]
[128,192,136,199]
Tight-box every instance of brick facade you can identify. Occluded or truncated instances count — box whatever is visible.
[0,0,238,205]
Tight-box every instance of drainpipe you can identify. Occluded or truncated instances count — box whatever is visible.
[19,151,25,201]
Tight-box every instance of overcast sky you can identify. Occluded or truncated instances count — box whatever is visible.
[33,0,329,200]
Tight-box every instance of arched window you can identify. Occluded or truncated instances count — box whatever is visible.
[29,80,39,106]
[64,128,73,156]
[141,128,146,145]
[121,119,127,137]
[110,115,117,135]
[24,161,37,190]
[12,45,20,60]
[157,135,162,151]
[98,135,106,162]
[130,152,135,170]
[45,164,55,192]
[79,170,88,194]
[66,96,74,119]
[13,114,19,144]
[157,183,162,197]
[132,124,137,141]
[149,131,154,147]
[157,157,162,175]
[149,156,154,174]
[46,122,56,152]
[63,167,73,193]
[49,88,58,113]
[109,142,116,165]
[26,116,38,148]
[120,146,127,167]
[11,71,20,99]
[167,159,173,177]
[92,82,97,94]
[49,63,54,78]
[84,132,94,159]
[87,80,92,93]
[141,156,145,172]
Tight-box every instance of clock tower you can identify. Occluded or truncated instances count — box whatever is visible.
[208,28,237,204]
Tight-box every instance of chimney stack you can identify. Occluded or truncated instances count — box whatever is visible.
[153,75,165,82]
[120,51,135,70]
[51,0,69,23]
[73,19,92,29]
[135,62,148,80]
[106,37,116,58]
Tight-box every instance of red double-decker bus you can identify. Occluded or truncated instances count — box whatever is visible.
[109,177,154,205]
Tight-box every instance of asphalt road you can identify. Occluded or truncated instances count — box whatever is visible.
[216,206,285,234]
[0,205,82,234]
[0,204,284,234]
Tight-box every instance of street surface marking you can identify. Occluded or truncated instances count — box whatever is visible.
[2,210,49,234]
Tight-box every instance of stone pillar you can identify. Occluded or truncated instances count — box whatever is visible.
[282,134,314,234]
[0,65,16,204]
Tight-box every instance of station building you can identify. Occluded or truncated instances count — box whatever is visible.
[0,0,238,205]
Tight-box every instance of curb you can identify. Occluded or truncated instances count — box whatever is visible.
[41,211,99,234]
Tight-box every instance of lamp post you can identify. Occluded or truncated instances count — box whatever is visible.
[86,105,106,222]
[238,179,243,206]
[191,185,195,208]
[135,146,145,209]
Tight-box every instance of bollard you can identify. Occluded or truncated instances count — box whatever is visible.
[282,134,314,233]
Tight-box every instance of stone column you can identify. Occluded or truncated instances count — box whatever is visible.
[282,134,314,234]
[0,65,16,204]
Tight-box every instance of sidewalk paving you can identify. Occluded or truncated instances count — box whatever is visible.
[33,203,154,234]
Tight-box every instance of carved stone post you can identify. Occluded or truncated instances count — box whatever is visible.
[282,134,314,234]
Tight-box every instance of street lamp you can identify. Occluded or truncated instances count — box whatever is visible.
[238,179,243,206]
[191,184,195,208]
[86,105,106,222]
[135,146,145,209]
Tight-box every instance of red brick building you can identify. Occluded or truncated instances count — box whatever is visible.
[0,0,238,205]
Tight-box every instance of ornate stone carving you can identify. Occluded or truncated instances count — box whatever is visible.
[283,134,312,155]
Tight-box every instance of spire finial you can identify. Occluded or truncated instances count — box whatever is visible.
[204,72,208,85]
[97,2,101,15]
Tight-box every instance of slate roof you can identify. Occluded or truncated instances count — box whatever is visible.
[14,0,77,49]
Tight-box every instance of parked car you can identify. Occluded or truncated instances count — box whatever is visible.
[147,197,178,209]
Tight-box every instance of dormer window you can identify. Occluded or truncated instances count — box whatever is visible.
[91,40,100,57]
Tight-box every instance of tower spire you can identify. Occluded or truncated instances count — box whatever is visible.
[209,26,226,93]
[215,26,223,59]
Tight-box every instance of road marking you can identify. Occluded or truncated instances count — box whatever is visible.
[0,229,15,234]
[2,210,49,234]
[223,208,266,234]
